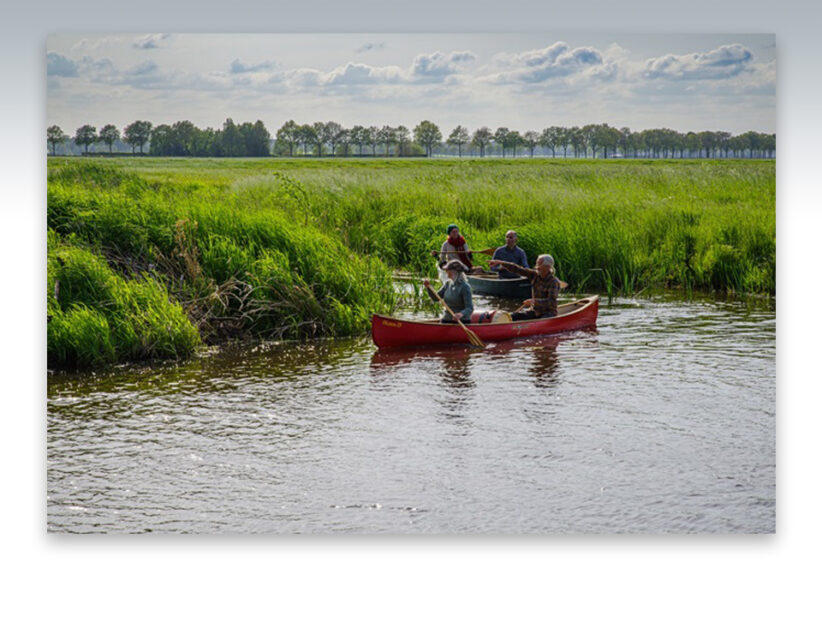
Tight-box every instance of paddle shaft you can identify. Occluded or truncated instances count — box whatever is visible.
[433,246,496,256]
[429,288,485,348]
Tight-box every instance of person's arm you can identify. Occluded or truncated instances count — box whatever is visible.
[493,261,533,278]
[518,248,529,268]
[459,284,474,320]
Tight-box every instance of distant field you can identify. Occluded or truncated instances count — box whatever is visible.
[47,157,775,367]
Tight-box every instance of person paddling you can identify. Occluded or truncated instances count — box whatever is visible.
[487,254,560,320]
[490,230,529,278]
[422,259,474,323]
[431,224,485,275]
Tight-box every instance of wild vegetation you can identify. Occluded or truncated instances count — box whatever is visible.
[47,156,775,368]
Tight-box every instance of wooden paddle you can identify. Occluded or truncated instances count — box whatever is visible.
[428,288,485,348]
[431,246,497,256]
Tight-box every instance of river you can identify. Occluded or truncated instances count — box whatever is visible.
[47,293,775,533]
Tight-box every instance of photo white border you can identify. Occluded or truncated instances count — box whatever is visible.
[4,1,818,631]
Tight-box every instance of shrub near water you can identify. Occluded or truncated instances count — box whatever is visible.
[47,233,200,367]
[47,161,398,367]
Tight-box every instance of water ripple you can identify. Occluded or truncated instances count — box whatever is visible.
[48,295,775,534]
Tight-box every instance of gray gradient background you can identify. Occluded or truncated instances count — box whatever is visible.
[3,1,818,632]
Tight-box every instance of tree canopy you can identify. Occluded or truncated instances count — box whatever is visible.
[74,125,97,154]
[123,120,152,154]
[447,126,470,157]
[98,124,120,153]
[414,120,442,157]
[47,125,68,156]
[49,117,775,159]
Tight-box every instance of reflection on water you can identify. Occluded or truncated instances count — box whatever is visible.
[370,333,573,390]
[48,293,775,534]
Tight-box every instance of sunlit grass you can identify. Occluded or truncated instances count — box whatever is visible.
[47,156,774,367]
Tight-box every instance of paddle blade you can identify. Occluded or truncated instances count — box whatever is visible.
[467,332,485,348]
[473,246,497,256]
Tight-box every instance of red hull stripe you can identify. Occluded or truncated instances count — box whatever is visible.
[371,296,599,348]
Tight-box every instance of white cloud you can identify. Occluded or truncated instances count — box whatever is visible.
[125,61,159,77]
[496,41,570,68]
[80,56,118,82]
[267,51,474,91]
[284,68,323,87]
[47,52,78,77]
[48,53,234,93]
[70,36,123,52]
[46,35,775,135]
[485,42,613,84]
[355,42,385,54]
[230,59,277,74]
[411,50,476,79]
[133,34,172,50]
[325,62,405,85]
[643,44,754,80]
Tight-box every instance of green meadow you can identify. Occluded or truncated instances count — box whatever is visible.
[47,157,775,367]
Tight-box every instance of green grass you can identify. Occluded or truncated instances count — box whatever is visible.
[47,231,201,367]
[47,156,775,367]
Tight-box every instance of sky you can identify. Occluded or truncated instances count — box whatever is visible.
[46,32,776,137]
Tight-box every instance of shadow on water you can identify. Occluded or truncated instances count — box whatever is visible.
[48,337,376,399]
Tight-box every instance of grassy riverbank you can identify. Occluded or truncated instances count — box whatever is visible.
[47,157,775,367]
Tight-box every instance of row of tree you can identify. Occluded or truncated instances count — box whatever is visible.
[47,119,776,159]
[47,119,272,158]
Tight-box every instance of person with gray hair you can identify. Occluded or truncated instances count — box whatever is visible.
[490,230,529,278]
[487,253,560,320]
[422,259,474,323]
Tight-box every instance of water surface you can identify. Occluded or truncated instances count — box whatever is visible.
[47,294,775,533]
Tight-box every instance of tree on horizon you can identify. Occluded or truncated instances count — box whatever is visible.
[447,125,470,157]
[99,124,120,154]
[414,120,442,157]
[471,127,492,158]
[47,125,68,155]
[74,124,97,154]
[124,120,152,154]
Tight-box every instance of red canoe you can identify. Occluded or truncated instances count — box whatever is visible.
[371,295,599,348]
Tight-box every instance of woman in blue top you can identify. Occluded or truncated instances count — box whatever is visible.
[422,259,474,323]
